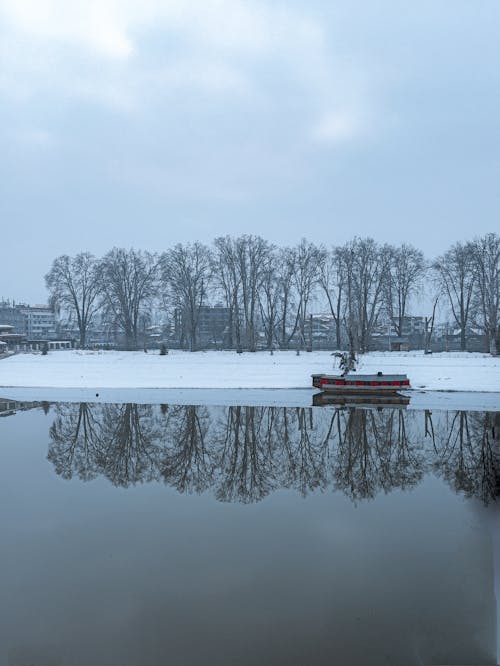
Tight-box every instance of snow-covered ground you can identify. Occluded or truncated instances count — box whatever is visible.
[0,349,499,393]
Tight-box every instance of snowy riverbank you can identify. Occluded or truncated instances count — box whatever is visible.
[0,349,499,393]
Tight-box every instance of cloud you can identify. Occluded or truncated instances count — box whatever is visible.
[0,0,374,200]
[312,110,364,144]
[0,0,334,112]
[0,0,133,58]
[14,127,55,148]
[0,0,132,58]
[147,59,252,97]
[0,0,323,60]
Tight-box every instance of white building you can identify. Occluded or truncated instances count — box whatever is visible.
[19,304,57,340]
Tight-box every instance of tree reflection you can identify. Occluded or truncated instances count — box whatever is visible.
[49,402,103,481]
[280,407,329,496]
[161,405,212,494]
[213,406,276,503]
[98,404,164,487]
[48,403,164,487]
[334,409,424,501]
[432,411,500,504]
[45,402,500,505]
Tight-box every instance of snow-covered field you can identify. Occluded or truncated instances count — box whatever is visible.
[0,349,499,393]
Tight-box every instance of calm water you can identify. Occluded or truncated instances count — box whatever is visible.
[0,400,499,665]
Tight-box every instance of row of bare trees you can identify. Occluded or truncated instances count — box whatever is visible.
[45,233,499,353]
[433,234,500,354]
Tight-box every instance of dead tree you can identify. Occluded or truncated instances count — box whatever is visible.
[45,252,100,348]
[292,239,324,351]
[318,246,347,348]
[424,296,439,354]
[383,243,426,338]
[212,236,240,350]
[342,238,388,353]
[277,247,299,349]
[99,248,158,350]
[160,242,212,351]
[432,241,476,351]
[471,233,499,355]
[235,235,273,352]
[258,254,281,350]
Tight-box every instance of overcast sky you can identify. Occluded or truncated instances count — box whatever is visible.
[1,0,499,302]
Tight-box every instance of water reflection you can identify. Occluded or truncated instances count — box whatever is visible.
[34,402,499,505]
[1,400,499,665]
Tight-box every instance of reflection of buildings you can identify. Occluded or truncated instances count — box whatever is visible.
[0,398,49,417]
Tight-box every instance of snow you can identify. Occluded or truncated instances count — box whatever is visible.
[0,349,499,394]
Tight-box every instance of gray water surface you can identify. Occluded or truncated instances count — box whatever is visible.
[0,401,498,665]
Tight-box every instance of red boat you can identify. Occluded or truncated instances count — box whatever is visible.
[312,372,410,394]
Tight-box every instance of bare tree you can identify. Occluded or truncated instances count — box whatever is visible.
[432,241,475,351]
[383,243,426,338]
[276,247,299,349]
[318,246,347,348]
[424,296,439,354]
[343,238,388,353]
[238,235,273,351]
[471,233,500,355]
[292,239,325,351]
[258,254,281,350]
[213,235,272,351]
[45,253,100,348]
[99,248,158,350]
[160,242,212,351]
[213,236,242,351]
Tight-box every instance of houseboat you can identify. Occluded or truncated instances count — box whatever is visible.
[312,372,410,395]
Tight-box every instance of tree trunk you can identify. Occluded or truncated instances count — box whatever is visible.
[490,331,498,356]
[460,327,466,352]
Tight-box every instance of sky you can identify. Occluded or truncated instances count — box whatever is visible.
[1,0,499,302]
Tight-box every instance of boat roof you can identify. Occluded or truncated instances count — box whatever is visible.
[313,373,409,381]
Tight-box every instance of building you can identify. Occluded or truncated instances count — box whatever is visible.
[0,300,26,334]
[0,323,26,350]
[19,304,57,340]
[310,313,339,349]
[432,324,489,352]
[197,305,231,346]
[0,301,57,340]
[397,316,425,337]
[0,300,75,351]
[371,316,426,351]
